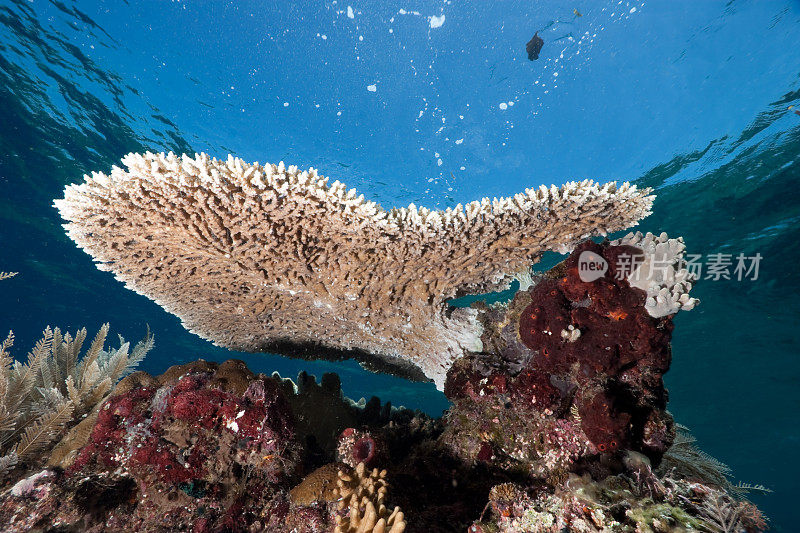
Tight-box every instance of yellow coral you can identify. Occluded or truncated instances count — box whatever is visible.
[333,462,406,533]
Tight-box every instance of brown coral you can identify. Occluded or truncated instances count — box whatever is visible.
[289,462,345,506]
[55,152,653,388]
[333,462,405,533]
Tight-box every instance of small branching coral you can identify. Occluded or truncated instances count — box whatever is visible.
[0,324,153,478]
[333,462,406,533]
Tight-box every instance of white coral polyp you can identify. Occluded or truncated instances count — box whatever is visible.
[612,231,699,318]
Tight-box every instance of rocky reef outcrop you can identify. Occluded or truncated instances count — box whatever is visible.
[0,243,766,532]
[443,240,676,484]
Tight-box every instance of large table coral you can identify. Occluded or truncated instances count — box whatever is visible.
[55,152,654,388]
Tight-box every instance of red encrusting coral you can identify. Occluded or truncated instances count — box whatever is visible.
[519,240,671,383]
[70,386,156,475]
[70,361,301,510]
[576,391,630,453]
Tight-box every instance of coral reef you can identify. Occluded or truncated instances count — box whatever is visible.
[70,361,300,490]
[0,353,766,532]
[471,470,767,533]
[442,238,685,488]
[55,151,654,388]
[0,234,764,531]
[0,360,417,531]
[0,325,152,479]
[0,359,302,531]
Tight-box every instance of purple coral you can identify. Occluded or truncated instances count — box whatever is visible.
[10,470,55,498]
[337,428,380,468]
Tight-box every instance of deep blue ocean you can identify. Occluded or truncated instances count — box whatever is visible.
[1,0,798,529]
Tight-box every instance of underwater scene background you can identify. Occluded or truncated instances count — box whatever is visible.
[0,0,798,529]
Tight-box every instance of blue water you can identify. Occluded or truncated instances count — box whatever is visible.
[1,1,798,529]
